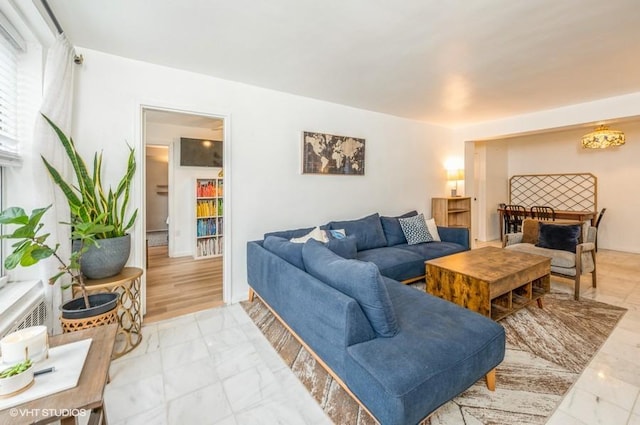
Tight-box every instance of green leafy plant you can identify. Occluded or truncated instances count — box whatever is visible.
[0,359,32,378]
[0,205,113,309]
[40,114,138,239]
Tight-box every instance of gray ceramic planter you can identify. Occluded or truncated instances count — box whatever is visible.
[74,234,131,279]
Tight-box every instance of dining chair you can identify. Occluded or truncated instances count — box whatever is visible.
[530,206,556,221]
[504,205,527,233]
[595,207,606,251]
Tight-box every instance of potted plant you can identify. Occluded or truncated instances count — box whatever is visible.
[0,205,119,321]
[40,114,138,279]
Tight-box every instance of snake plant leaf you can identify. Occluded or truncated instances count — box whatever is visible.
[41,114,137,239]
[122,209,138,233]
[41,156,83,207]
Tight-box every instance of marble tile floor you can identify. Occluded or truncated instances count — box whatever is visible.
[103,248,640,425]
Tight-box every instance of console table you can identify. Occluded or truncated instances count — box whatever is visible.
[73,267,143,358]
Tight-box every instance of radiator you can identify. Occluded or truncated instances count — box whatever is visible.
[0,280,47,338]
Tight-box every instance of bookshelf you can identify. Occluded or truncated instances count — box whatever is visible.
[195,178,223,258]
[431,196,471,235]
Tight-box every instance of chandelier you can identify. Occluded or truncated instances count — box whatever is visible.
[581,125,625,149]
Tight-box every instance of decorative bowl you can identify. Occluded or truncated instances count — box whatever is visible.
[0,362,34,396]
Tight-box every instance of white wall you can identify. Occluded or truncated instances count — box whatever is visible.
[145,146,169,232]
[472,141,508,242]
[63,48,454,303]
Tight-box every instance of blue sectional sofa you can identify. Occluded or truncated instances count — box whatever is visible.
[246,212,506,425]
[264,211,470,283]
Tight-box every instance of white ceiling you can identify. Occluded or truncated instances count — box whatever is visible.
[47,0,640,126]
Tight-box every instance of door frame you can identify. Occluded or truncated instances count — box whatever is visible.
[135,102,232,316]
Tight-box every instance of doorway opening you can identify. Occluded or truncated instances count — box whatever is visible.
[142,108,226,322]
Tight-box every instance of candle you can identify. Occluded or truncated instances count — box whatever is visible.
[0,326,48,365]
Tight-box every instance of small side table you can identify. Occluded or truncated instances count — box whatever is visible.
[73,267,143,358]
[0,324,118,424]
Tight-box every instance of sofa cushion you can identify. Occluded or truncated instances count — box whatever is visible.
[505,243,576,268]
[521,218,589,245]
[326,235,358,259]
[303,239,399,337]
[380,210,417,246]
[424,217,441,242]
[521,219,540,244]
[536,222,581,253]
[328,213,388,251]
[263,236,305,270]
[345,280,505,425]
[399,213,434,245]
[356,246,425,281]
[264,234,358,268]
[394,241,467,261]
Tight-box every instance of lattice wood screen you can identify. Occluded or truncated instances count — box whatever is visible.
[509,173,597,212]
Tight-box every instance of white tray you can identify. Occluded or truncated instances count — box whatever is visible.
[0,338,92,410]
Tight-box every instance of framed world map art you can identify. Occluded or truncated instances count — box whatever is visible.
[302,131,365,175]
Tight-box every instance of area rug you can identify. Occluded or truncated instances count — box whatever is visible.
[240,290,626,425]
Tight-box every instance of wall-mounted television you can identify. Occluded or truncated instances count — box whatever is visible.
[180,138,223,167]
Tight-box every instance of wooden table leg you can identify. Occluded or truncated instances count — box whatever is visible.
[88,406,106,425]
[537,298,544,308]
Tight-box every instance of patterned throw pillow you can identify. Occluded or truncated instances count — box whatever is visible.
[398,213,434,245]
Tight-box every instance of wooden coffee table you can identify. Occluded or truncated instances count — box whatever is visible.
[425,246,551,321]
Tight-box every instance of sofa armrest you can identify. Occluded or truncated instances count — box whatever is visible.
[247,241,376,365]
[437,226,470,249]
[502,232,523,247]
[579,242,595,252]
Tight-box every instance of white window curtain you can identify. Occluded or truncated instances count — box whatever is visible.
[33,33,76,334]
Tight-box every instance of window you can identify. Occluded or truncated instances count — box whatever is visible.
[0,11,24,166]
[0,11,25,276]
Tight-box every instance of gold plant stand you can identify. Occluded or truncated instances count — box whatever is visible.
[73,267,143,358]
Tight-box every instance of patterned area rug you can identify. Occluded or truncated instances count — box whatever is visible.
[241,290,626,425]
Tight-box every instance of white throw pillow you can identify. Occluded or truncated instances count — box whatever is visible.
[425,217,441,241]
[290,226,329,243]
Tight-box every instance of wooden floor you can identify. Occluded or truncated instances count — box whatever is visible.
[144,245,224,323]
